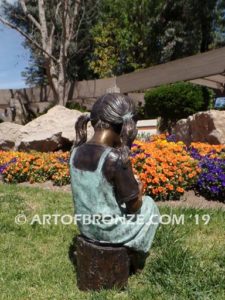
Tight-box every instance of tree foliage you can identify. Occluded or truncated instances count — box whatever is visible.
[90,0,224,78]
[89,0,158,77]
[1,0,225,90]
[0,0,99,105]
[213,0,225,47]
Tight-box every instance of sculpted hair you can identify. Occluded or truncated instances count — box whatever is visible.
[73,93,137,164]
[72,114,90,149]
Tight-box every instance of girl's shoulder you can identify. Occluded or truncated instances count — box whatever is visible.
[71,143,121,172]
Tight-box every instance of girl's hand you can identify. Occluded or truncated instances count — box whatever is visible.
[134,175,144,193]
[126,174,143,214]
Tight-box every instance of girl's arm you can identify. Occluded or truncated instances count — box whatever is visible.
[125,175,143,213]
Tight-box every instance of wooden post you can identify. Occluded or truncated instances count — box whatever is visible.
[76,235,130,291]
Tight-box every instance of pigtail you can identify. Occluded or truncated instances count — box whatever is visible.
[72,114,90,150]
[119,118,138,166]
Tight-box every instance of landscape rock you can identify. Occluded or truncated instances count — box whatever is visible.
[0,122,23,150]
[175,110,225,145]
[15,105,94,152]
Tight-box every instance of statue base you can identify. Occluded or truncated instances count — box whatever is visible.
[76,235,130,291]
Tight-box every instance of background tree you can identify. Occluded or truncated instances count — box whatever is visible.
[89,0,224,78]
[89,0,158,77]
[154,0,218,61]
[0,0,99,105]
[1,0,225,98]
[213,0,225,47]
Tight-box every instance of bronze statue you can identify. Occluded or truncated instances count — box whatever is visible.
[69,93,160,274]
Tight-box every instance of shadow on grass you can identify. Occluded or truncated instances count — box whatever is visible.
[68,235,78,273]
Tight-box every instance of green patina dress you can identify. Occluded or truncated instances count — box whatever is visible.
[69,145,160,253]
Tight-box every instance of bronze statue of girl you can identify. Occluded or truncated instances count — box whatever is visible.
[69,93,160,272]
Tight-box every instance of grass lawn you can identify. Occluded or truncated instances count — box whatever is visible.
[0,183,224,300]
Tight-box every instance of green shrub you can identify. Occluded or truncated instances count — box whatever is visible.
[144,82,213,132]
[66,101,87,112]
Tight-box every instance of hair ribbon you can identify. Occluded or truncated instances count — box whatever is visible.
[122,112,133,121]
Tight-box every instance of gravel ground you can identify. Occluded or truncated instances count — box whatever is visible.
[157,190,225,210]
[17,181,225,210]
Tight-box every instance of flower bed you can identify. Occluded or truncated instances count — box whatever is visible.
[189,143,225,201]
[131,139,201,200]
[0,151,70,186]
[1,135,225,201]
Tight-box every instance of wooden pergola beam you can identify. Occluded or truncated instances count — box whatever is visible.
[189,79,223,90]
[204,74,225,84]
[116,47,225,93]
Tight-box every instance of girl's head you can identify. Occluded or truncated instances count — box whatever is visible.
[74,93,138,163]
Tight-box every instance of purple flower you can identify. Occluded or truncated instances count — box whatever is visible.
[166,134,177,142]
[57,157,69,164]
[0,158,17,174]
[132,143,139,147]
[188,148,203,160]
[196,156,225,201]
[130,153,138,158]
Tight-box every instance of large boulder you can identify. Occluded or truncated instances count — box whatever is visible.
[15,105,94,152]
[175,110,225,145]
[0,122,23,150]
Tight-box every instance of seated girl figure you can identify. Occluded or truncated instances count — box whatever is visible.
[69,93,160,272]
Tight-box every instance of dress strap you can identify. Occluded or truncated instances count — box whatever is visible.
[69,146,78,165]
[96,148,112,172]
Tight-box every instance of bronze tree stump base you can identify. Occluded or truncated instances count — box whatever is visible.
[76,235,130,291]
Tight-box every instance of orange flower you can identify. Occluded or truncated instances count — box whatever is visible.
[176,187,184,193]
[152,178,160,184]
[166,184,174,191]
[178,176,184,183]
[158,186,164,193]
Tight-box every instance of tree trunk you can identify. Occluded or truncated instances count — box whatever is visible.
[57,59,66,106]
[45,59,60,104]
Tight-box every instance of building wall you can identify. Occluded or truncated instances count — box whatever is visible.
[0,79,145,115]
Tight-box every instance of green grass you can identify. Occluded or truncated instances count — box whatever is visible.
[0,183,224,300]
